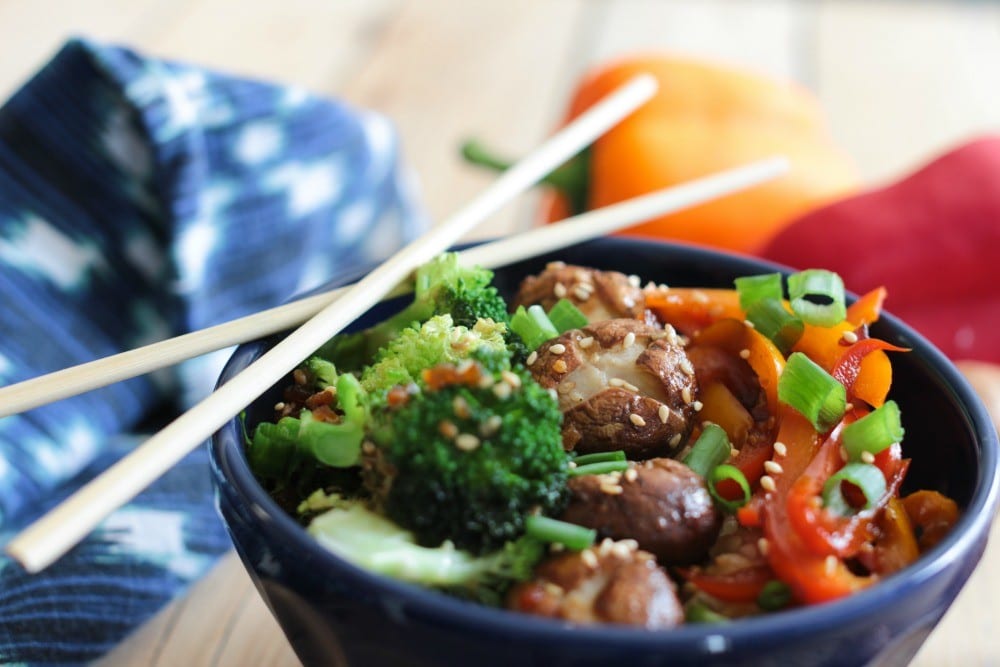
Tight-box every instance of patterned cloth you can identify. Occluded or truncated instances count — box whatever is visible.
[0,38,426,664]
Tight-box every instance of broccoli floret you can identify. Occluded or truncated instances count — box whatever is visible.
[249,370,368,482]
[308,501,545,605]
[360,314,509,398]
[365,359,568,554]
[319,253,511,370]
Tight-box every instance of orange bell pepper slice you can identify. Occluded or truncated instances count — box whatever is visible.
[645,287,743,337]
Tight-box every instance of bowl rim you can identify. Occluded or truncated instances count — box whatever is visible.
[210,236,1000,647]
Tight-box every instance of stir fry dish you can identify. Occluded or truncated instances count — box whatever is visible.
[245,253,959,627]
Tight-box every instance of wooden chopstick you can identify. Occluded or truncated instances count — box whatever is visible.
[0,155,787,419]
[5,74,659,573]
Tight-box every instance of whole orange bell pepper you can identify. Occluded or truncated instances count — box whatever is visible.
[463,55,860,253]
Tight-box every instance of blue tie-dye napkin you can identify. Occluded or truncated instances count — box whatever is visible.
[0,38,426,664]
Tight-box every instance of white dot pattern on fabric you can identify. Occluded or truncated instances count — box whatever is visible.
[0,215,104,290]
[233,121,284,165]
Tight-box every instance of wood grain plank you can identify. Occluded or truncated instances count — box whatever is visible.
[815,1,1000,184]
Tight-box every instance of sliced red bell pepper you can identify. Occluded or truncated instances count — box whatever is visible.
[679,564,773,603]
[831,338,909,406]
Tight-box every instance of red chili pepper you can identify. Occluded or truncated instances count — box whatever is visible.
[831,338,909,404]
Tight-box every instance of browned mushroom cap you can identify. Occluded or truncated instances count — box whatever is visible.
[561,458,722,566]
[506,540,683,628]
[513,262,647,322]
[528,319,697,458]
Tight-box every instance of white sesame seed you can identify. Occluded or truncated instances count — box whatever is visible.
[493,383,512,400]
[842,330,859,344]
[439,420,459,439]
[548,388,559,400]
[578,336,594,349]
[773,441,788,457]
[730,447,740,457]
[628,274,641,288]
[453,396,470,418]
[611,543,632,559]
[526,351,538,366]
[274,402,286,411]
[581,549,599,568]
[739,348,751,360]
[598,538,614,556]
[549,542,565,553]
[501,370,522,388]
[610,378,626,388]
[478,375,495,389]
[757,537,770,556]
[764,460,784,475]
[760,475,777,492]
[840,446,850,462]
[600,483,624,495]
[554,282,567,298]
[630,413,646,427]
[573,287,592,301]
[552,359,568,373]
[293,369,309,385]
[825,555,838,576]
[480,415,503,438]
[625,468,638,483]
[680,358,695,376]
[692,401,704,412]
[670,433,683,447]
[744,319,756,329]
[623,332,636,347]
[861,451,876,464]
[845,402,855,412]
[549,343,567,355]
[658,405,670,424]
[682,387,693,404]
[455,433,481,451]
[362,441,376,455]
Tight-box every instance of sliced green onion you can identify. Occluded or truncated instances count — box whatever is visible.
[569,460,630,477]
[745,298,804,354]
[685,601,730,624]
[757,580,792,611]
[524,515,596,551]
[683,423,731,479]
[547,298,588,333]
[707,464,751,513]
[509,304,559,351]
[735,273,784,311]
[842,400,904,461]
[572,450,626,466]
[821,462,887,516]
[788,269,847,327]
[778,352,846,432]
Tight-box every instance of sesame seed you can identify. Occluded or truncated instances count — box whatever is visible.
[764,460,784,475]
[840,446,849,462]
[574,287,592,301]
[623,332,636,347]
[600,483,624,495]
[861,451,876,464]
[757,537,770,556]
[598,538,614,556]
[773,441,788,457]
[620,538,639,551]
[825,555,838,576]
[493,383,512,399]
[645,280,657,290]
[553,359,568,373]
[680,358,695,376]
[293,369,309,385]
[730,447,740,457]
[557,381,576,394]
[453,396,470,418]
[274,402,286,411]
[455,433,481,451]
[628,274,641,287]
[478,375,495,389]
[501,370,522,388]
[554,282,567,298]
[549,343,566,355]
[580,549,599,569]
[760,475,777,492]
[548,388,559,400]
[842,330,859,344]
[608,378,625,388]
[739,348,751,360]
[362,441,376,455]
[624,468,638,483]
[658,405,670,424]
[480,415,503,438]
[550,542,565,553]
[526,351,538,366]
[658,283,670,292]
[665,325,679,345]
[682,387,693,404]
[578,336,594,349]
[439,420,459,438]
[611,543,632,559]
[845,402,855,412]
[630,413,646,427]
[669,433,683,447]
[692,401,704,412]
[744,319,756,329]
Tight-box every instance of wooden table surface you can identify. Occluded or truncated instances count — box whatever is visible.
[2,1,999,665]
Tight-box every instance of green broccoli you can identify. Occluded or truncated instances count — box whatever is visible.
[319,252,511,370]
[360,314,509,398]
[365,356,568,554]
[308,501,545,606]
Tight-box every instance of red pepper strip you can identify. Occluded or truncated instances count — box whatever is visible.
[831,338,910,406]
[757,414,876,603]
[846,286,887,327]
[679,564,773,603]
[786,421,911,559]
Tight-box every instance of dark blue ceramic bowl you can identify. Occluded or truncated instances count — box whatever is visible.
[210,237,999,667]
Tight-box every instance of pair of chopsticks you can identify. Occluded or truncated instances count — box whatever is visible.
[4,74,787,573]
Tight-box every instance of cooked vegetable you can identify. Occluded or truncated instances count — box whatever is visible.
[365,356,568,554]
